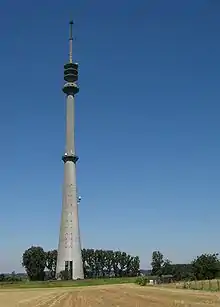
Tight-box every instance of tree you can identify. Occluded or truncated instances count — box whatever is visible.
[22,246,46,281]
[170,264,193,281]
[112,251,121,277]
[46,250,57,279]
[84,249,96,278]
[94,249,104,277]
[22,246,140,280]
[81,249,140,278]
[151,251,164,276]
[119,252,130,277]
[82,248,89,278]
[129,256,140,276]
[105,250,114,277]
[191,253,220,280]
[162,259,172,275]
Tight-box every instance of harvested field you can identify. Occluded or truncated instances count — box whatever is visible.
[1,284,220,306]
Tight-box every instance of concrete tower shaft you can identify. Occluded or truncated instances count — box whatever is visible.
[56,21,84,280]
[65,94,76,156]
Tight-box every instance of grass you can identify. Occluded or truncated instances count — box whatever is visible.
[159,279,220,292]
[0,277,137,289]
[181,279,220,291]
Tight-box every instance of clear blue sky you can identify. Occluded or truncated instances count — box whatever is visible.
[0,0,220,273]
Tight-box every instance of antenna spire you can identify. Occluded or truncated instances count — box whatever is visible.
[69,20,73,63]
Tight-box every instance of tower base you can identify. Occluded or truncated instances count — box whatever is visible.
[56,259,84,280]
[56,158,84,280]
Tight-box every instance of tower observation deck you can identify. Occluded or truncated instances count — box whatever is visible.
[56,21,84,280]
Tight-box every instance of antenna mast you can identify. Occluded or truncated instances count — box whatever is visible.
[69,20,73,63]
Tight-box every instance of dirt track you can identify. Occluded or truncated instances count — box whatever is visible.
[1,284,220,306]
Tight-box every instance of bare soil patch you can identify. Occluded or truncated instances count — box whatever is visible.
[1,284,220,306]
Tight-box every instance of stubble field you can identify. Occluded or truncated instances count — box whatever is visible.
[1,284,220,307]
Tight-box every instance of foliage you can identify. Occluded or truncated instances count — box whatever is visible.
[170,264,193,281]
[151,251,167,276]
[0,272,21,283]
[81,249,140,278]
[151,251,164,276]
[150,251,220,283]
[59,270,72,280]
[45,250,57,279]
[191,253,220,280]
[21,246,140,281]
[162,259,172,275]
[22,246,46,281]
[135,276,149,286]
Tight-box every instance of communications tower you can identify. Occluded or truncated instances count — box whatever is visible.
[56,21,84,280]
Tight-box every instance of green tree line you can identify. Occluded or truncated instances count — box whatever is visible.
[151,251,220,281]
[1,248,219,283]
[0,271,22,282]
[21,246,140,281]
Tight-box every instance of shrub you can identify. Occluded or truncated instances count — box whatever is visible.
[135,276,149,286]
[59,270,72,280]
[183,281,191,289]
